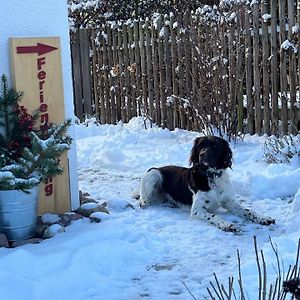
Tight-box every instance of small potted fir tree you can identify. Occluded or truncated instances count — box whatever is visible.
[0,75,72,241]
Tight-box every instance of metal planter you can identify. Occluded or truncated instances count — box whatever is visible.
[0,186,39,241]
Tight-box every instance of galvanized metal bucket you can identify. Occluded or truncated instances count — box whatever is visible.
[0,186,39,241]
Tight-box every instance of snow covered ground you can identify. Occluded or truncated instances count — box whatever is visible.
[1,117,300,300]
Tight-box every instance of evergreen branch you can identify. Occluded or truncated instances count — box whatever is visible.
[0,75,72,191]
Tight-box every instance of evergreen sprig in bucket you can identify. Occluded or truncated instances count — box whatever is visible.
[0,75,72,240]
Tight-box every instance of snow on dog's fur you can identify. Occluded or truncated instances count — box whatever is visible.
[135,136,275,232]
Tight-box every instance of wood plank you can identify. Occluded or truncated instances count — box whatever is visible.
[139,19,148,116]
[122,23,131,122]
[170,13,179,128]
[70,31,84,120]
[279,0,288,134]
[96,29,107,124]
[102,25,111,124]
[261,0,271,135]
[79,29,92,117]
[252,2,261,134]
[219,23,229,134]
[134,21,142,116]
[245,10,254,134]
[158,16,166,127]
[117,26,125,121]
[127,22,137,118]
[145,19,154,120]
[288,0,297,132]
[270,0,279,134]
[107,25,116,123]
[90,29,100,120]
[183,13,191,130]
[164,14,173,130]
[177,14,186,129]
[112,27,121,121]
[151,20,161,125]
[236,8,245,134]
[228,25,236,133]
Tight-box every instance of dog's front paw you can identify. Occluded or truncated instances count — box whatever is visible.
[222,224,240,233]
[258,217,275,226]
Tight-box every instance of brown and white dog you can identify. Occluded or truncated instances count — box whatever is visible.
[136,136,275,232]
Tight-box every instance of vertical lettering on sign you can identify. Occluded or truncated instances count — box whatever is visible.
[36,54,53,196]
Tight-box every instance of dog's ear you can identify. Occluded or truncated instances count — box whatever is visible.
[189,137,205,166]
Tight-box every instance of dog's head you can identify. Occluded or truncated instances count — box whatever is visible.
[189,136,232,170]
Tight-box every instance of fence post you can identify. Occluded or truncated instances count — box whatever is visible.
[145,18,154,121]
[90,29,100,121]
[122,23,131,123]
[151,18,161,125]
[170,13,179,129]
[252,2,262,135]
[70,30,84,120]
[79,29,93,118]
[106,25,117,123]
[158,16,167,128]
[288,0,297,133]
[164,14,173,130]
[102,24,111,124]
[134,20,142,117]
[245,8,254,134]
[270,0,279,134]
[236,8,245,134]
[261,0,271,135]
[128,21,138,118]
[279,0,288,134]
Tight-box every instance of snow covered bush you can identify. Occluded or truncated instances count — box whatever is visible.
[68,0,219,30]
[0,75,72,192]
[264,135,300,164]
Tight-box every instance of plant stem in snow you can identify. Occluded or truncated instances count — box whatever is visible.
[182,281,197,300]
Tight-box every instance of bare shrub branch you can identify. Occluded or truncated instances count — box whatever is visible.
[208,237,300,300]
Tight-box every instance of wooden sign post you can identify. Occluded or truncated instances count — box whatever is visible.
[10,37,71,214]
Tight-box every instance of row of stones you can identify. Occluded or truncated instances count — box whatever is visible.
[0,192,109,248]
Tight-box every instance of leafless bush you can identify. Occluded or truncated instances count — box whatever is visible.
[207,236,300,300]
[264,135,300,164]
[185,3,245,141]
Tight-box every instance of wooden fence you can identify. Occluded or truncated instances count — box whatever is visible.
[70,0,300,135]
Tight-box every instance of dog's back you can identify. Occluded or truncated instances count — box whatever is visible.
[139,166,199,207]
[153,166,193,205]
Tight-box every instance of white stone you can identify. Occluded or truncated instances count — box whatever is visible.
[81,202,98,210]
[43,224,65,238]
[42,213,60,225]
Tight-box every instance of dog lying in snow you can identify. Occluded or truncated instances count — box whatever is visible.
[134,136,275,232]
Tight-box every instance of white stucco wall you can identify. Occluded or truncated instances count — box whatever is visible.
[0,0,79,210]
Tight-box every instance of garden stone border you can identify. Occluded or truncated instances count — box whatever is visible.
[0,191,109,248]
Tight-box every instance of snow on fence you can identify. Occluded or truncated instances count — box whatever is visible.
[70,0,300,135]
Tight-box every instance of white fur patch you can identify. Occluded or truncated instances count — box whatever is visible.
[191,170,275,231]
[140,169,164,207]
